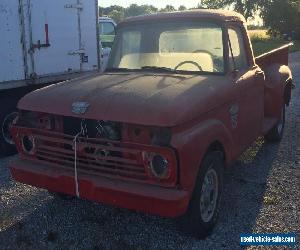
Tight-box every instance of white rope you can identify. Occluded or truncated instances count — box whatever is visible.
[73,120,86,198]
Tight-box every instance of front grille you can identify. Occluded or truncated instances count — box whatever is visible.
[18,128,150,182]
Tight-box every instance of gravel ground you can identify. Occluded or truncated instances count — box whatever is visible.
[0,53,299,250]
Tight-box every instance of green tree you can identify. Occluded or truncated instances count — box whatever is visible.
[100,5,124,16]
[263,0,300,39]
[125,4,148,17]
[160,5,176,12]
[178,5,187,11]
[143,5,158,14]
[100,4,158,22]
[293,0,300,10]
[202,0,262,20]
[107,9,124,23]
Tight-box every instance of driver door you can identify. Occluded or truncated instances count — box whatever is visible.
[228,25,265,151]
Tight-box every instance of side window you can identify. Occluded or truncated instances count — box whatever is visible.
[100,22,116,48]
[228,27,248,70]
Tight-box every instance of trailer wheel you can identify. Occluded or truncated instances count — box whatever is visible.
[0,99,18,156]
[180,151,224,238]
[265,104,285,142]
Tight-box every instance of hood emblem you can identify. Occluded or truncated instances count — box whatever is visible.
[72,102,90,115]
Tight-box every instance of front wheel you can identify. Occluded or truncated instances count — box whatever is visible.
[180,151,224,238]
[265,104,285,142]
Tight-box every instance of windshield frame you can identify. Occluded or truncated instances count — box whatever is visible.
[107,18,228,76]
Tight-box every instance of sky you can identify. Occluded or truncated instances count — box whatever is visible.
[98,0,202,9]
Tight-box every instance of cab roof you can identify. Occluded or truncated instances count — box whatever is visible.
[119,9,246,26]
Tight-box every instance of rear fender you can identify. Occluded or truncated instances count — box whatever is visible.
[264,64,292,119]
[284,78,293,106]
[171,119,234,193]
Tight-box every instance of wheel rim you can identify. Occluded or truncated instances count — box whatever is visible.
[277,106,284,134]
[1,112,18,145]
[200,167,219,223]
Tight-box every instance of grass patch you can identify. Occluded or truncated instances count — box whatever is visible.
[263,195,280,205]
[252,39,287,57]
[249,29,270,41]
[249,29,300,56]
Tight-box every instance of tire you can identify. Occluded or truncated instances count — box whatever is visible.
[265,104,285,143]
[0,99,18,156]
[180,151,224,239]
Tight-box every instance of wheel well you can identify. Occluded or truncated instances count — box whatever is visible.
[188,140,226,198]
[206,141,226,163]
[284,78,293,106]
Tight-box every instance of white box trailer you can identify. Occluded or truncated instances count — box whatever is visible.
[0,0,100,155]
[0,0,100,88]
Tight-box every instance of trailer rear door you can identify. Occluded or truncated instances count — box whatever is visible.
[27,0,98,77]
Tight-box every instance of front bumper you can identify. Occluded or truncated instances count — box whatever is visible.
[10,158,190,217]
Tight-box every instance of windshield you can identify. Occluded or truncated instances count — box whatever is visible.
[108,21,224,74]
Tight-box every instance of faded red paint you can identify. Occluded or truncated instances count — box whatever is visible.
[10,10,293,217]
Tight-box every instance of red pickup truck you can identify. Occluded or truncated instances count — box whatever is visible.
[9,10,293,237]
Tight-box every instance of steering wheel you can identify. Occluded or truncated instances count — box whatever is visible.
[193,49,211,54]
[174,61,203,71]
[192,49,222,73]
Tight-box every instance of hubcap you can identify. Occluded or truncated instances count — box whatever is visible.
[1,112,18,145]
[200,167,219,223]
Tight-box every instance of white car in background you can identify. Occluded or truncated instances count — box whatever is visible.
[99,17,116,71]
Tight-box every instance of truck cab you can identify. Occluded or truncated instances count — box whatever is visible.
[10,10,293,238]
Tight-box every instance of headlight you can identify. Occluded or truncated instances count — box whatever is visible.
[21,135,36,155]
[150,154,169,178]
[143,152,170,179]
[142,148,177,186]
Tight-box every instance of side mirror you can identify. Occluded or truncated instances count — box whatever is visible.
[230,69,239,78]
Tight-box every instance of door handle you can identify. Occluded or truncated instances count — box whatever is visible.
[255,71,264,79]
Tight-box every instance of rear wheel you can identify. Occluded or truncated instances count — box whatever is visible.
[0,99,18,156]
[265,104,285,142]
[180,151,224,238]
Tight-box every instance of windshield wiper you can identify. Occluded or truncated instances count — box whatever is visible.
[141,66,177,73]
[107,66,179,74]
[106,67,135,72]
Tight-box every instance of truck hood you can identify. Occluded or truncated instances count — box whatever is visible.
[18,72,231,127]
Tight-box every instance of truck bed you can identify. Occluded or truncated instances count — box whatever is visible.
[255,43,293,70]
